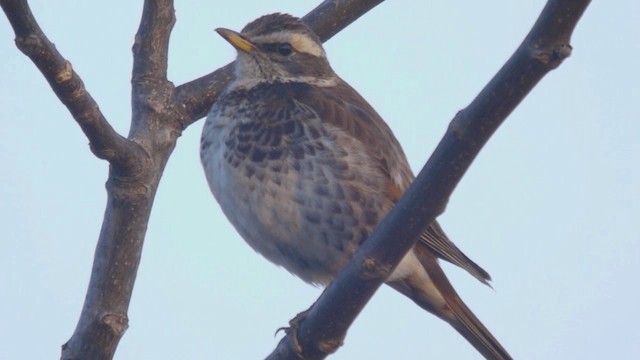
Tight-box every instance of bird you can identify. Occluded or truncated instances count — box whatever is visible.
[200,13,512,360]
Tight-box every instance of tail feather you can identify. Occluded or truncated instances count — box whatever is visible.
[446,294,512,360]
[410,246,512,360]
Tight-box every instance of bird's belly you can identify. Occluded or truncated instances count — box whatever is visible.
[203,142,366,285]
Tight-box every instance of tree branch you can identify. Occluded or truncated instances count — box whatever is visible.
[0,0,143,173]
[56,1,180,359]
[132,0,175,83]
[265,0,591,358]
[173,0,385,125]
[301,0,384,42]
[1,0,177,358]
[131,0,178,133]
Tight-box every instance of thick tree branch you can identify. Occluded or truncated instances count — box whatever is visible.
[59,1,179,359]
[58,1,181,359]
[266,0,591,359]
[0,0,143,172]
[2,0,178,357]
[174,0,385,125]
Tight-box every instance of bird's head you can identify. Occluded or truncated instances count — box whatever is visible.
[216,13,336,86]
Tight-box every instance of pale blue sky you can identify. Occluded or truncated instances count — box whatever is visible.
[1,1,638,359]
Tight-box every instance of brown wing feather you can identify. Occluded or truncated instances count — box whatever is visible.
[421,221,492,285]
[314,78,414,186]
[295,79,491,284]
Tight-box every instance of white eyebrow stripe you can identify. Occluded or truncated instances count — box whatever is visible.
[252,31,325,57]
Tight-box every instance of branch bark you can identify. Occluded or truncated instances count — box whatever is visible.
[265,0,591,359]
[58,0,179,357]
[1,0,181,358]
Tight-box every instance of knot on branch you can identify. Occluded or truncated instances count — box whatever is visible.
[89,136,117,161]
[533,42,573,69]
[107,175,153,203]
[101,312,129,336]
[55,61,73,83]
[316,337,343,355]
[14,34,43,55]
[449,110,468,140]
[132,80,188,132]
[360,256,392,280]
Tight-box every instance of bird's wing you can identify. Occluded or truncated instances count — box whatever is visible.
[295,79,492,285]
[301,79,413,187]
[420,221,491,285]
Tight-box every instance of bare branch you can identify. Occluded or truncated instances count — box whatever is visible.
[173,62,234,126]
[302,0,384,42]
[132,0,175,86]
[131,0,184,130]
[0,0,143,172]
[58,1,179,359]
[61,179,155,360]
[266,0,591,358]
[174,0,386,125]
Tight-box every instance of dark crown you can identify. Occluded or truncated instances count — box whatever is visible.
[241,13,321,44]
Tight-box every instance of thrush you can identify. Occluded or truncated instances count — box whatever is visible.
[201,13,511,360]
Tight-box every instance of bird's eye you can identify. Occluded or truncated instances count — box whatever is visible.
[277,43,293,56]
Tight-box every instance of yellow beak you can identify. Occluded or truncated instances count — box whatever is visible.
[215,28,256,53]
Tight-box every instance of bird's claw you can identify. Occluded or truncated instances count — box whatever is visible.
[274,309,310,355]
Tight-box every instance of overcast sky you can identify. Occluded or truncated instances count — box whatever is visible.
[1,1,639,359]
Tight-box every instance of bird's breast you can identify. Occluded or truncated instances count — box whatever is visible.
[200,85,392,284]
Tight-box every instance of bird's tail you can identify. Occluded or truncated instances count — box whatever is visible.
[390,246,512,360]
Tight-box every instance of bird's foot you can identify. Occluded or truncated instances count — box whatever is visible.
[274,308,310,355]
